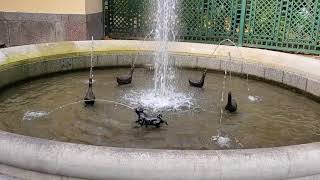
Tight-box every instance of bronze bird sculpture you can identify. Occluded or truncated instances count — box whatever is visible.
[84,77,95,106]
[189,69,207,88]
[225,91,237,113]
[116,66,135,85]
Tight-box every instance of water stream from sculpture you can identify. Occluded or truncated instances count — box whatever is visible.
[90,36,94,80]
[210,40,246,147]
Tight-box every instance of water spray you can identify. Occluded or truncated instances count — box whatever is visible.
[228,52,232,91]
[209,39,250,93]
[132,30,155,68]
[84,36,96,105]
[90,36,94,80]
[22,98,136,121]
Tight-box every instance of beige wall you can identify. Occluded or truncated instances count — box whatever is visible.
[0,0,102,14]
[85,0,102,14]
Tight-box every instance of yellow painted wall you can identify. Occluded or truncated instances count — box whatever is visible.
[0,0,102,14]
[85,0,102,14]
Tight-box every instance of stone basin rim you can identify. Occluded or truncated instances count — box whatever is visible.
[0,40,320,180]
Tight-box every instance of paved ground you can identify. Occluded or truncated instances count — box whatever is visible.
[0,174,22,180]
[311,55,320,60]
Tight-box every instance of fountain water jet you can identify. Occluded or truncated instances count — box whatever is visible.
[210,39,250,92]
[84,36,95,105]
[153,0,177,95]
[210,39,263,103]
[122,0,193,112]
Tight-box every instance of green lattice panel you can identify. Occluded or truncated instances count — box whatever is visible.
[105,0,320,54]
[243,0,280,46]
[106,0,152,38]
[287,0,316,42]
[251,0,278,37]
[243,0,320,54]
[178,0,206,40]
[178,0,241,43]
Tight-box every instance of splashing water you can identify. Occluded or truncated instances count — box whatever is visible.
[124,0,191,111]
[123,89,193,112]
[23,111,48,121]
[211,130,244,149]
[248,95,262,102]
[211,134,232,148]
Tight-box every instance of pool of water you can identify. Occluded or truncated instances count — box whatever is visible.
[0,68,319,150]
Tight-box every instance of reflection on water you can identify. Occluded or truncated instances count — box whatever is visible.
[0,68,320,150]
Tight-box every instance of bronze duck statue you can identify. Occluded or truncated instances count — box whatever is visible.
[225,91,237,113]
[189,69,207,88]
[0,43,6,49]
[116,67,135,85]
[84,77,95,106]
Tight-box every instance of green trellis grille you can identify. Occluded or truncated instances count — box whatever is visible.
[177,0,241,43]
[105,0,320,54]
[243,0,320,54]
[104,0,153,38]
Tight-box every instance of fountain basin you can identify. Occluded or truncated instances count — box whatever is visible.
[0,40,320,179]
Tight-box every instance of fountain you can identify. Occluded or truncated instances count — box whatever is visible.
[0,1,320,180]
[0,39,320,179]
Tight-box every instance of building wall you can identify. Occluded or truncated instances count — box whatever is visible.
[0,0,103,47]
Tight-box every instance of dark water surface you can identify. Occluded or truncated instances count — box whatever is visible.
[0,68,319,150]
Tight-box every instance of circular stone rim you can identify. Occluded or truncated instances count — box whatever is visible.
[0,40,320,180]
